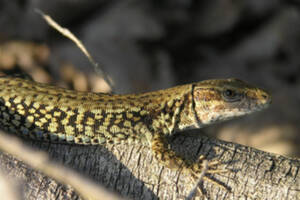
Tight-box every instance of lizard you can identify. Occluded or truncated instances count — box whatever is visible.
[0,76,271,193]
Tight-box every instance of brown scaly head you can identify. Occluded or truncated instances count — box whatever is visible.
[192,78,271,127]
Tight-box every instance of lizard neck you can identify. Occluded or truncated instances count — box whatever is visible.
[145,84,200,135]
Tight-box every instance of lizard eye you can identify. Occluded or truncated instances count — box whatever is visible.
[222,89,241,102]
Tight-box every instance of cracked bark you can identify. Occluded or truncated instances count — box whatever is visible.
[0,129,299,200]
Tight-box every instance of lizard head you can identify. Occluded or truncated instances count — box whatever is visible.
[192,78,271,126]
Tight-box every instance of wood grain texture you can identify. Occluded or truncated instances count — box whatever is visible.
[0,131,299,199]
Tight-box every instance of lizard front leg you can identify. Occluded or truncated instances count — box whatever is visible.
[151,132,228,192]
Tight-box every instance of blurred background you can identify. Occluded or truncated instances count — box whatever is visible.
[0,0,300,157]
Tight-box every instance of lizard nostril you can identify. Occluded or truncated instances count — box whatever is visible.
[261,92,272,104]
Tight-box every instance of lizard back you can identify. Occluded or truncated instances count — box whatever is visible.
[0,77,192,145]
